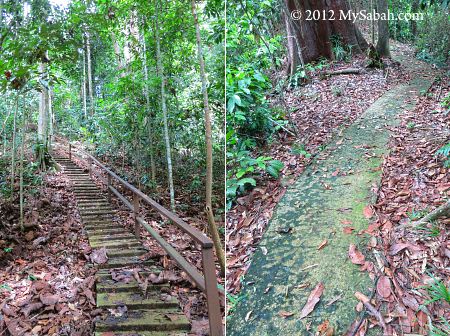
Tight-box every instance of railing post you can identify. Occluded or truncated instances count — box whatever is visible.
[202,247,223,336]
[133,193,140,237]
[107,174,112,203]
[88,157,92,178]
[69,143,72,160]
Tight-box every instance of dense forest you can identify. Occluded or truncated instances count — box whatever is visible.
[1,0,225,335]
[227,0,449,335]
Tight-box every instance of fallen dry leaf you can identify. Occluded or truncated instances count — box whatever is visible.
[278,310,294,318]
[363,205,373,219]
[300,282,324,319]
[376,276,392,299]
[348,244,365,265]
[318,239,328,250]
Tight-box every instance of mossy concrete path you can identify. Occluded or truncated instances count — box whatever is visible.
[227,56,435,335]
[53,157,190,336]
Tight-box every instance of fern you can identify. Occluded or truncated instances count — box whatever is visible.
[436,143,450,167]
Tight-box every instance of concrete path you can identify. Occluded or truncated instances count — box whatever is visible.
[227,56,435,335]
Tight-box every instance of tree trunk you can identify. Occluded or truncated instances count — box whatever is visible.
[82,35,88,119]
[411,0,419,38]
[155,1,175,210]
[140,19,156,183]
[285,0,368,70]
[48,85,53,148]
[38,62,49,144]
[19,100,26,231]
[86,30,95,116]
[376,0,391,57]
[10,92,18,196]
[191,0,225,276]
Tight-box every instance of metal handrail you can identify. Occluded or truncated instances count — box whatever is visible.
[53,137,223,336]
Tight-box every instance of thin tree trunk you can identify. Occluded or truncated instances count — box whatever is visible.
[191,0,225,276]
[19,102,26,231]
[10,92,19,196]
[86,30,95,116]
[376,0,391,57]
[82,35,88,119]
[48,85,53,149]
[155,2,175,210]
[140,19,156,183]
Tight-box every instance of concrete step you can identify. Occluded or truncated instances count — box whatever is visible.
[90,240,141,249]
[96,280,168,294]
[95,308,190,332]
[97,257,155,270]
[95,331,187,336]
[103,248,147,258]
[96,291,178,309]
[90,233,136,242]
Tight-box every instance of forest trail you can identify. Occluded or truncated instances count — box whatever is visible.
[227,52,437,334]
[53,156,190,335]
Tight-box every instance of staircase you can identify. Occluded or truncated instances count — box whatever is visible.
[53,157,190,336]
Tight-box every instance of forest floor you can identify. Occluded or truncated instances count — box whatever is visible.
[0,146,223,335]
[227,42,449,335]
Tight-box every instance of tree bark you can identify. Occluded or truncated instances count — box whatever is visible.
[155,1,175,210]
[85,30,95,116]
[82,35,88,119]
[191,0,225,276]
[376,0,391,57]
[10,92,18,196]
[285,0,368,70]
[38,62,49,144]
[140,19,156,183]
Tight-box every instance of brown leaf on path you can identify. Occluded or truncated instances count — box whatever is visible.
[343,227,355,234]
[348,244,365,265]
[376,276,392,299]
[40,293,61,306]
[300,282,324,319]
[190,319,209,335]
[363,206,373,219]
[317,239,328,250]
[90,247,108,264]
[317,319,334,336]
[279,310,294,318]
[389,242,422,255]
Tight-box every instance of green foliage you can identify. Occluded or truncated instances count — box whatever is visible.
[429,317,450,336]
[330,35,353,62]
[423,274,450,305]
[435,142,450,167]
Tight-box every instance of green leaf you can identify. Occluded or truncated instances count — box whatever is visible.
[237,177,256,187]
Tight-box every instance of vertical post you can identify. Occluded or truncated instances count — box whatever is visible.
[202,247,223,336]
[88,156,92,178]
[69,143,72,160]
[107,174,112,203]
[133,193,139,237]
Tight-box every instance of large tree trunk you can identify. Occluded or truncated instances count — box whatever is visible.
[81,35,88,119]
[191,0,225,277]
[285,0,368,70]
[376,0,391,57]
[155,2,175,210]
